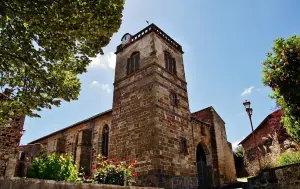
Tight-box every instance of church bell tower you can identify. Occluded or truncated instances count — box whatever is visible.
[110,24,197,188]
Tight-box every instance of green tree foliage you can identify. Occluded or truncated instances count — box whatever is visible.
[262,35,300,141]
[27,153,78,182]
[0,1,125,123]
[234,146,244,158]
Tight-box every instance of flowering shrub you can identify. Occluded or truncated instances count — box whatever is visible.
[27,153,78,182]
[92,155,137,186]
[77,167,95,183]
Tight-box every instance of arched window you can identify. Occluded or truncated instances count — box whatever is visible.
[101,125,109,158]
[164,51,176,75]
[127,52,140,75]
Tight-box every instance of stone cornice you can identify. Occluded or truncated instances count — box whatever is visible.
[116,24,183,54]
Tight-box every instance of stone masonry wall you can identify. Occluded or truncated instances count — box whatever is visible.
[111,31,200,188]
[243,136,296,176]
[192,109,221,185]
[211,110,236,184]
[111,32,163,186]
[17,144,43,177]
[191,107,237,185]
[27,112,112,175]
[241,116,273,176]
[248,163,300,189]
[152,33,195,178]
[223,142,236,182]
[192,119,215,186]
[241,115,299,176]
[0,116,25,178]
[21,25,238,189]
[242,121,273,150]
[0,177,162,189]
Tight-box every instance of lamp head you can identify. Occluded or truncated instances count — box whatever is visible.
[243,100,251,109]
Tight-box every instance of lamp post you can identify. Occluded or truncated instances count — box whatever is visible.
[243,100,262,171]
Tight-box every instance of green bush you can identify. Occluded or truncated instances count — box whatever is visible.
[277,151,300,166]
[27,153,78,182]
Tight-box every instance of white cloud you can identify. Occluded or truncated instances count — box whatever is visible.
[91,81,99,85]
[241,86,254,96]
[89,52,116,70]
[232,141,241,151]
[90,81,112,93]
[231,137,245,151]
[100,84,112,93]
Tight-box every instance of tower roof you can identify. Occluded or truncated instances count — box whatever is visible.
[116,23,183,54]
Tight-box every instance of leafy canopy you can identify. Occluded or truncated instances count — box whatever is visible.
[234,146,244,158]
[262,35,300,141]
[0,1,124,123]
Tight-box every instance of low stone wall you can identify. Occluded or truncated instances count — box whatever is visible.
[248,163,300,189]
[0,177,162,189]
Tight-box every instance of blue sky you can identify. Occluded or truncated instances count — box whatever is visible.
[21,0,300,150]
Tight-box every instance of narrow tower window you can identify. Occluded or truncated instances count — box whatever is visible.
[127,52,140,75]
[101,125,109,158]
[180,137,188,155]
[164,51,176,75]
[170,92,179,107]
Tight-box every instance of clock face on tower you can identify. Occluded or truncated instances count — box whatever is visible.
[121,33,132,45]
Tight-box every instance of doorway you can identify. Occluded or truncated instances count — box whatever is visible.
[196,144,212,189]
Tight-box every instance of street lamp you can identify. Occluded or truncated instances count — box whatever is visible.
[243,100,262,171]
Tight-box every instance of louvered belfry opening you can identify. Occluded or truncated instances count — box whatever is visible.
[127,52,140,75]
[164,51,176,75]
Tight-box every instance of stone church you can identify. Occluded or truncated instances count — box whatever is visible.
[21,24,236,188]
